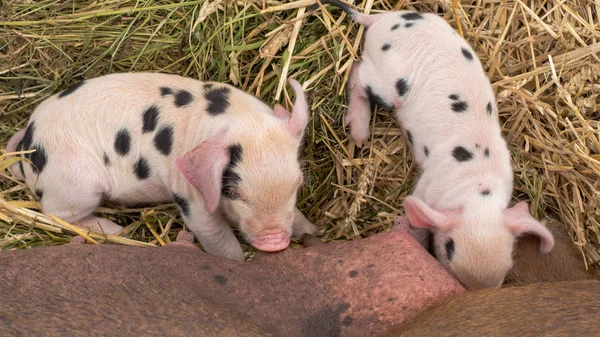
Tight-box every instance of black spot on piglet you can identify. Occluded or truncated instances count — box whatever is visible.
[29,145,47,174]
[22,122,35,151]
[134,157,151,180]
[382,43,391,51]
[114,129,131,156]
[205,87,231,115]
[174,90,193,107]
[406,130,413,145]
[445,239,455,260]
[461,47,474,61]
[405,23,413,28]
[160,87,173,96]
[343,316,353,327]
[486,102,493,114]
[452,100,468,113]
[58,81,85,98]
[173,193,190,217]
[349,270,358,278]
[365,86,391,111]
[142,105,160,133]
[424,146,429,157]
[481,190,491,196]
[401,12,423,20]
[154,125,173,156]
[396,78,410,97]
[35,189,43,200]
[103,152,110,165]
[452,146,474,162]
[391,23,400,31]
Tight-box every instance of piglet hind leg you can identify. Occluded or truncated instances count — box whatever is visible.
[184,211,244,261]
[345,61,372,148]
[41,186,123,235]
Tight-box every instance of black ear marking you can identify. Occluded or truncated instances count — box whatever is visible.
[29,145,47,174]
[221,144,243,199]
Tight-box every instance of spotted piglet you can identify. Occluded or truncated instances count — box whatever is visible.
[6,73,317,260]
[314,1,554,288]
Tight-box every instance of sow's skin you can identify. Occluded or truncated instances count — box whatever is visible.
[0,218,464,337]
[313,1,554,288]
[5,73,318,260]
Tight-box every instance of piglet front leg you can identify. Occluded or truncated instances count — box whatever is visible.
[345,61,372,148]
[184,209,244,261]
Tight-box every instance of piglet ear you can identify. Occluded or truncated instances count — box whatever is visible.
[404,196,461,231]
[286,79,310,139]
[175,128,231,214]
[503,202,554,253]
[273,103,292,119]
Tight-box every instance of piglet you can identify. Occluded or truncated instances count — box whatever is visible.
[0,218,463,337]
[313,0,554,288]
[6,73,317,260]
[388,280,600,337]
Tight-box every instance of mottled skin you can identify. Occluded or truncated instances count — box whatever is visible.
[0,218,463,337]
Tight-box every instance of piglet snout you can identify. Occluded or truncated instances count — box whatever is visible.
[251,231,290,252]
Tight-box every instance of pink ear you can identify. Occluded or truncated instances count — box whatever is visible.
[404,196,461,231]
[175,129,231,214]
[273,103,292,119]
[286,79,309,139]
[503,202,554,253]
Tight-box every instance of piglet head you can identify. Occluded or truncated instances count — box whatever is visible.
[405,196,554,289]
[176,80,310,253]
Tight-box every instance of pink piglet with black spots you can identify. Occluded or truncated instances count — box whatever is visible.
[313,0,554,289]
[6,73,318,260]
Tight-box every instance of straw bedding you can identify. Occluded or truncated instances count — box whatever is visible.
[0,0,598,269]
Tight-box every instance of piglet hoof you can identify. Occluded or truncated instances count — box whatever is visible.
[391,216,411,232]
[69,236,86,245]
[300,233,324,248]
[169,230,201,250]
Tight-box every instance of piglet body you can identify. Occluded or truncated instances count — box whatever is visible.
[315,1,554,288]
[6,73,316,259]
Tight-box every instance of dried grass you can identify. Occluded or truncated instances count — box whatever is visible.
[1,0,599,269]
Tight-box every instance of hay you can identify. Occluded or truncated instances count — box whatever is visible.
[1,0,599,269]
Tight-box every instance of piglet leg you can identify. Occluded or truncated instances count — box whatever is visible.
[345,61,371,148]
[184,211,244,261]
[292,207,319,238]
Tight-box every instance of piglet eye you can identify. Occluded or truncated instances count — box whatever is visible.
[445,239,455,261]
